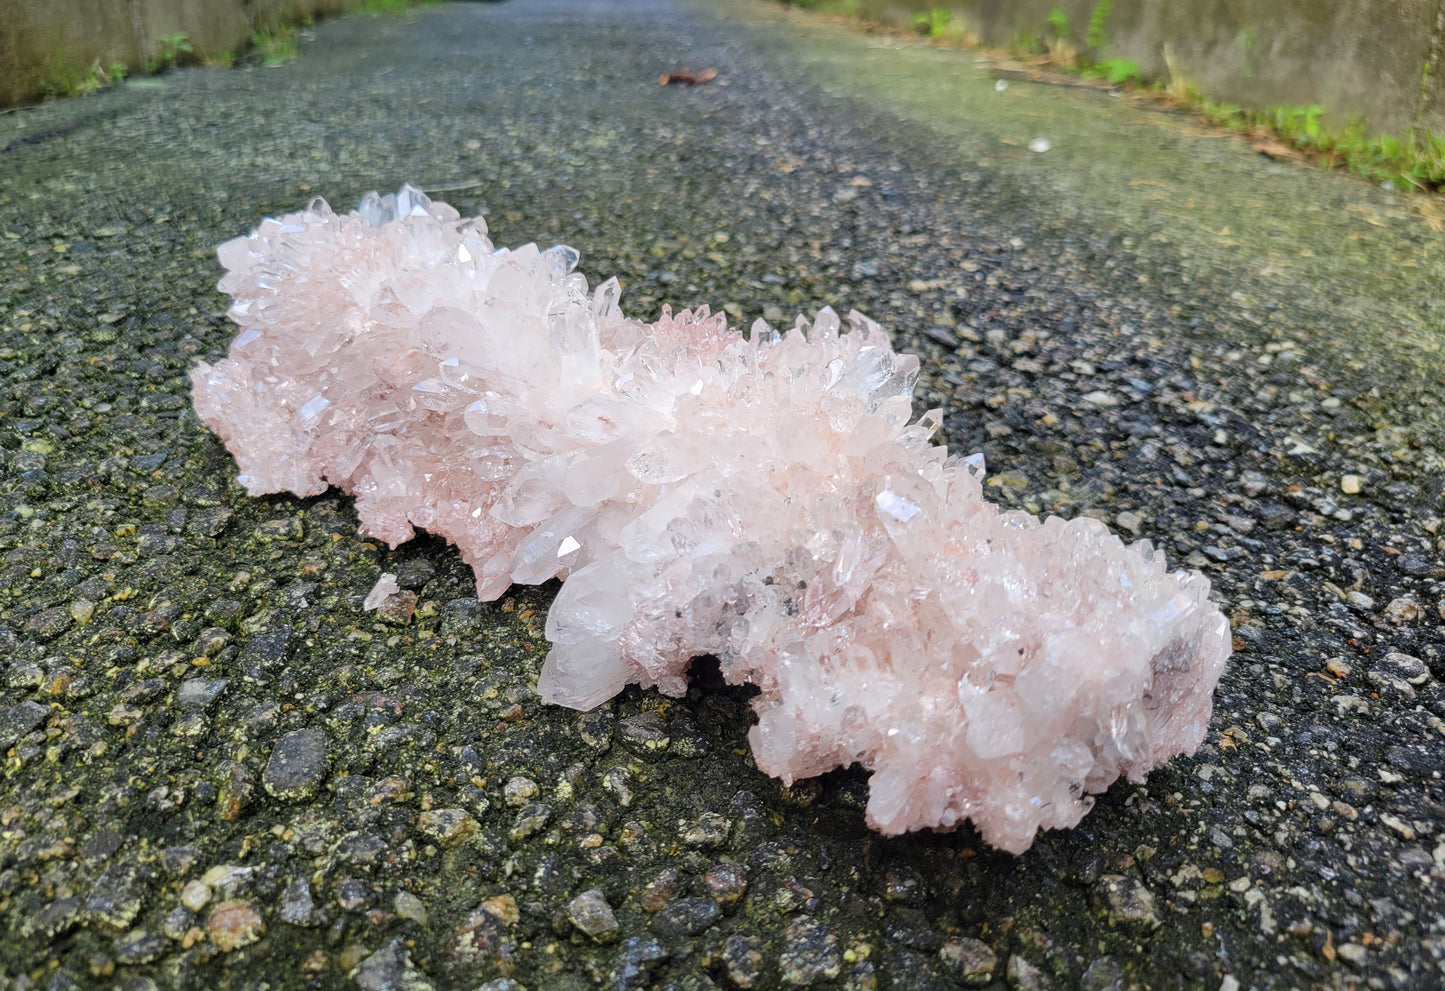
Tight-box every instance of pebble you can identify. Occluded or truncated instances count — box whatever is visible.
[577,708,615,751]
[1005,955,1051,990]
[376,590,419,625]
[179,880,211,912]
[619,711,670,750]
[394,558,436,589]
[339,943,371,972]
[1396,554,1435,576]
[1381,597,1422,624]
[1095,875,1161,930]
[480,894,519,926]
[568,889,620,942]
[609,935,668,989]
[1369,651,1432,699]
[940,937,997,984]
[681,811,730,849]
[84,860,153,930]
[26,606,71,639]
[639,867,682,911]
[279,878,318,926]
[779,916,841,985]
[1113,511,1142,536]
[205,900,265,952]
[1237,471,1269,497]
[394,891,428,925]
[176,677,228,710]
[336,878,370,912]
[722,933,766,987]
[417,808,480,848]
[1079,956,1126,991]
[262,727,330,800]
[602,767,634,806]
[448,907,516,970]
[0,700,49,748]
[508,803,551,842]
[504,776,540,806]
[1345,590,1375,611]
[351,938,436,991]
[159,906,193,940]
[649,897,721,941]
[1337,942,1368,965]
[703,863,749,907]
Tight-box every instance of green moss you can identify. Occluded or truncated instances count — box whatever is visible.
[1046,8,1071,40]
[1091,57,1140,85]
[142,33,193,74]
[37,51,92,98]
[1199,100,1445,191]
[1085,0,1112,48]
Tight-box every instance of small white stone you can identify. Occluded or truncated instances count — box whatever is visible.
[180,880,212,912]
[394,891,428,925]
[504,776,539,807]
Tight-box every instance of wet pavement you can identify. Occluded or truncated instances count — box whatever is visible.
[0,0,1442,988]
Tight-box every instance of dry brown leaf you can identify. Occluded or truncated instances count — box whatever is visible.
[1251,137,1304,162]
[659,68,718,86]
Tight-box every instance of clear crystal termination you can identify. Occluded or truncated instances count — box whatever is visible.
[191,187,1230,853]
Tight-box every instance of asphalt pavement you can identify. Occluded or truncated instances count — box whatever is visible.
[0,1,1442,988]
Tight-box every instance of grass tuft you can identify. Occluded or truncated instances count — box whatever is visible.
[251,26,299,66]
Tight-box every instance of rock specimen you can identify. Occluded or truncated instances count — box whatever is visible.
[192,187,1229,853]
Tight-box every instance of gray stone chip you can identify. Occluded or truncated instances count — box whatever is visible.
[649,897,722,942]
[176,677,229,710]
[279,877,318,926]
[263,727,330,800]
[0,700,49,749]
[351,937,436,991]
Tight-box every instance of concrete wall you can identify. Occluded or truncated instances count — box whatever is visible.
[0,0,369,107]
[866,0,1445,136]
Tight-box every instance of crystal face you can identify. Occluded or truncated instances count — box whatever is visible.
[191,187,1230,853]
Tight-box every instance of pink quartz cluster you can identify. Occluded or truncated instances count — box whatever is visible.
[192,187,1229,853]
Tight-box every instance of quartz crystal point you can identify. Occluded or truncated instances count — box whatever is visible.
[192,187,1230,853]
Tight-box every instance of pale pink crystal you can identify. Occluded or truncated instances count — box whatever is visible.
[191,187,1230,853]
[363,573,400,611]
